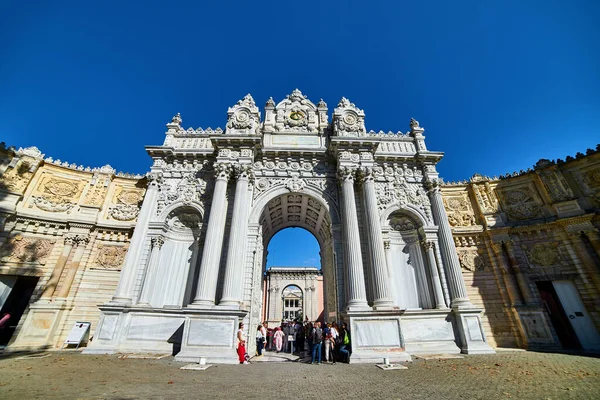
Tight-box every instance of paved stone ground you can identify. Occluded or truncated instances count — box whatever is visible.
[0,350,598,399]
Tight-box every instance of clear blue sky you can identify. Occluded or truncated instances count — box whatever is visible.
[1,0,598,183]
[267,228,320,268]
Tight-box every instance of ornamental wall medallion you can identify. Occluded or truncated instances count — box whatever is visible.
[499,186,544,221]
[0,235,55,265]
[524,242,560,267]
[457,249,486,272]
[31,176,82,213]
[443,194,476,227]
[109,186,145,221]
[95,244,127,270]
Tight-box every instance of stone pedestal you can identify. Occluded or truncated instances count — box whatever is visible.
[9,299,70,350]
[453,308,496,354]
[175,309,246,364]
[342,310,412,364]
[400,309,461,354]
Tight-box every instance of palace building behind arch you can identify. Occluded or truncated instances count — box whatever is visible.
[1,89,599,361]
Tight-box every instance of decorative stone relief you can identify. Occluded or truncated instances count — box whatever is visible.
[31,177,83,213]
[375,179,431,222]
[109,186,145,221]
[0,234,55,265]
[265,89,321,134]
[389,216,417,231]
[523,242,561,267]
[457,249,487,272]
[443,194,476,227]
[95,244,127,270]
[0,159,34,194]
[499,186,544,220]
[83,174,111,207]
[157,172,205,215]
[538,170,574,202]
[332,97,366,137]
[226,94,260,134]
[472,182,499,213]
[575,166,600,205]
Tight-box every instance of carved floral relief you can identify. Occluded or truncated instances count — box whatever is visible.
[94,244,127,270]
[109,186,145,221]
[0,234,55,265]
[31,176,84,213]
[457,249,487,272]
[522,242,561,267]
[443,193,476,227]
[498,186,544,221]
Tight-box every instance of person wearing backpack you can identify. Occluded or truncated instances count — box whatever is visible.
[311,321,323,364]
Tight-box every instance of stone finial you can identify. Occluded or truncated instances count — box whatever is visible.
[171,113,182,126]
[287,89,307,102]
[238,94,256,107]
[410,118,420,129]
[265,97,275,107]
[337,97,352,108]
[317,98,327,109]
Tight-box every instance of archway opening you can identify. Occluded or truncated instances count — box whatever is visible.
[257,192,336,333]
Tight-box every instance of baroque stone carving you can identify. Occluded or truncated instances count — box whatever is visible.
[32,177,82,213]
[473,183,499,213]
[443,195,476,227]
[110,187,145,221]
[389,216,417,231]
[457,249,486,272]
[375,179,431,221]
[524,242,560,267]
[226,94,260,134]
[333,97,366,137]
[95,244,127,270]
[538,170,574,202]
[501,187,543,220]
[0,159,34,194]
[0,234,55,265]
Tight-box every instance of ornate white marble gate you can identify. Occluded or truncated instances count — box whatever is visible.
[85,89,494,363]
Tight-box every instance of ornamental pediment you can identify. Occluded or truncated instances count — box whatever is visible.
[263,89,328,135]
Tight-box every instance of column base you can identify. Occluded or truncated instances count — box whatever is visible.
[188,300,216,308]
[345,300,372,312]
[453,307,496,354]
[450,297,475,309]
[372,299,395,311]
[216,300,241,310]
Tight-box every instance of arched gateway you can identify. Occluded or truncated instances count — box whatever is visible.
[85,90,494,362]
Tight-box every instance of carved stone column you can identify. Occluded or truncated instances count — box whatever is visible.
[359,168,393,309]
[111,172,161,304]
[338,167,370,311]
[503,241,535,305]
[220,165,253,308]
[426,180,472,308]
[41,234,76,299]
[422,240,447,308]
[56,235,89,298]
[192,163,231,307]
[137,236,165,306]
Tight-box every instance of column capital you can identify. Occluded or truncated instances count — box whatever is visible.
[73,235,90,247]
[234,163,255,182]
[64,234,77,246]
[150,236,165,249]
[356,166,375,184]
[337,165,358,183]
[146,171,164,187]
[421,240,434,251]
[424,178,441,194]
[214,162,233,181]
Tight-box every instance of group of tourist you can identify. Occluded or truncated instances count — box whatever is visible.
[235,319,352,365]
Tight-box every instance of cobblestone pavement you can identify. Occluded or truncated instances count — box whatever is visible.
[0,350,598,399]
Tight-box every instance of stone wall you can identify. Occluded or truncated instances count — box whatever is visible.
[442,146,600,349]
[0,144,145,348]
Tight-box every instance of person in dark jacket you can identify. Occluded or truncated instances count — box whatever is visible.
[338,322,351,363]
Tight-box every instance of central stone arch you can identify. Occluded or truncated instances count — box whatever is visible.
[245,187,341,344]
